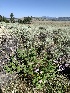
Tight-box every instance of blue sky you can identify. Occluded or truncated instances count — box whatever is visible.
[0,0,70,18]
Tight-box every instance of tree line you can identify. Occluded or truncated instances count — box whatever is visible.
[0,13,32,24]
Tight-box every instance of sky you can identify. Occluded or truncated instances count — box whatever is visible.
[0,0,70,18]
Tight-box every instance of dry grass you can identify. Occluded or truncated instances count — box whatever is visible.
[32,20,70,27]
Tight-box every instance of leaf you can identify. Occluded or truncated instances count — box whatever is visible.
[17,65,22,72]
[12,65,16,70]
[33,79,36,84]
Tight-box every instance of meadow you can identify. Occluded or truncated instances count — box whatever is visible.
[0,21,70,93]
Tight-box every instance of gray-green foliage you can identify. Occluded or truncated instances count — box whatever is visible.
[4,47,69,92]
[3,24,70,92]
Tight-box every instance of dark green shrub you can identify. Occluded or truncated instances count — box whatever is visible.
[18,19,23,24]
[0,15,2,22]
[10,13,15,23]
[23,16,32,24]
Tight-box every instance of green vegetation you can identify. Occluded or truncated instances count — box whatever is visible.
[0,15,70,92]
[23,16,32,24]
[4,47,69,92]
[0,15,9,23]
[0,13,32,24]
[4,27,70,92]
[18,19,23,24]
[18,16,32,24]
[0,15,2,22]
[10,13,15,23]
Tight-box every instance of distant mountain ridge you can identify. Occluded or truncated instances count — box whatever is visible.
[41,16,70,21]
